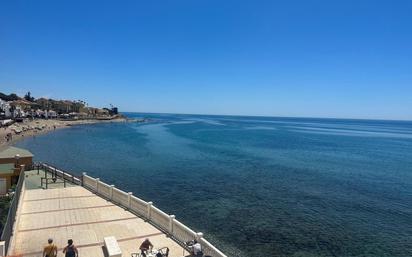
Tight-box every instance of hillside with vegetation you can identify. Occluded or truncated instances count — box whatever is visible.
[0,91,119,119]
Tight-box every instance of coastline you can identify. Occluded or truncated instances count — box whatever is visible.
[0,118,127,147]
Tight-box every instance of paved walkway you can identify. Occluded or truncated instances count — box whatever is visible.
[10,186,188,257]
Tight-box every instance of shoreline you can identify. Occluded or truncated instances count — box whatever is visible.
[0,118,127,147]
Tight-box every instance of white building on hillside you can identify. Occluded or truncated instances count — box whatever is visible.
[0,99,12,118]
[43,110,57,119]
[12,106,26,118]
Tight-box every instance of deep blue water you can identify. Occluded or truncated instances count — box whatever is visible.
[15,113,412,257]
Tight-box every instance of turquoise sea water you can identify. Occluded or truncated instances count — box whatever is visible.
[15,113,412,257]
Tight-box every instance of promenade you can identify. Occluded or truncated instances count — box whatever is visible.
[8,172,188,257]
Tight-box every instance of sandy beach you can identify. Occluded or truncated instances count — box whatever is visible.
[0,118,127,146]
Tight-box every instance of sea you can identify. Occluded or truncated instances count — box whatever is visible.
[15,113,412,257]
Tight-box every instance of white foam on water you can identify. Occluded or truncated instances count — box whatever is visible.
[244,126,277,130]
[187,118,226,126]
[289,127,412,139]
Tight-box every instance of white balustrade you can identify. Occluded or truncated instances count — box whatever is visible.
[130,196,148,217]
[150,206,170,231]
[127,192,133,208]
[112,187,129,207]
[77,173,227,257]
[169,215,175,234]
[172,219,197,245]
[110,185,115,199]
[200,237,227,257]
[97,181,111,199]
[95,178,100,193]
[147,201,153,219]
[83,174,97,191]
[196,232,203,241]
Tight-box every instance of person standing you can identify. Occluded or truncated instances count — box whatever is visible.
[191,240,203,257]
[63,239,78,257]
[43,238,58,257]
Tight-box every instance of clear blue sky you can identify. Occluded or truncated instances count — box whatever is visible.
[1,1,411,120]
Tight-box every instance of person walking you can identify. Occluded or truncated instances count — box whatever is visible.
[63,239,78,257]
[43,238,58,257]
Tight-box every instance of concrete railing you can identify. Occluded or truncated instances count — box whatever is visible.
[172,219,198,244]
[200,237,228,257]
[82,173,227,257]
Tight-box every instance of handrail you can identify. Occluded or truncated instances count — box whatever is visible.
[39,163,82,186]
[0,166,25,255]
[36,163,228,257]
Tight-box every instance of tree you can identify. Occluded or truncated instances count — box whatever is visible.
[0,92,19,101]
[24,91,35,102]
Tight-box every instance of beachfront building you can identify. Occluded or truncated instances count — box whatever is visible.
[0,163,19,195]
[34,109,45,118]
[10,105,27,119]
[46,110,58,119]
[0,146,33,195]
[9,100,33,110]
[40,109,58,119]
[0,99,12,118]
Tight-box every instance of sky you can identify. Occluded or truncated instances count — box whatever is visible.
[0,1,411,120]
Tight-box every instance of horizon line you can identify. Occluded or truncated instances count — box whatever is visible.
[121,111,412,123]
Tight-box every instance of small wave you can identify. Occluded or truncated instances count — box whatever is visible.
[187,118,226,126]
[290,127,412,139]
[244,126,277,130]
